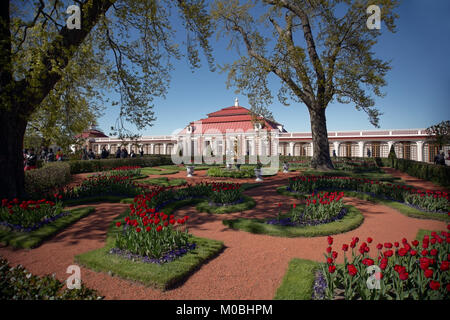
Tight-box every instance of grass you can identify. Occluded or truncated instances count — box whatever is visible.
[0,207,95,249]
[275,227,448,300]
[141,167,179,175]
[63,195,136,206]
[274,259,320,300]
[139,177,187,187]
[276,186,305,200]
[75,200,224,291]
[195,195,256,214]
[338,190,450,222]
[222,205,364,237]
[300,169,401,182]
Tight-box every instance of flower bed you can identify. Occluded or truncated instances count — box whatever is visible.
[267,192,347,227]
[60,175,146,201]
[288,175,449,213]
[0,197,64,231]
[115,197,191,259]
[320,231,450,300]
[108,166,142,178]
[0,256,103,300]
[209,182,242,205]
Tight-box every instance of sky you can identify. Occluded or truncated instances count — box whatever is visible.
[96,0,450,137]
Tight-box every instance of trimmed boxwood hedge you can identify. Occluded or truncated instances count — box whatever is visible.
[195,195,256,214]
[375,157,450,187]
[25,162,71,199]
[68,155,173,174]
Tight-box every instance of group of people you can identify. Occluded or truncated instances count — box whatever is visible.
[80,146,145,160]
[434,150,449,165]
[23,146,64,171]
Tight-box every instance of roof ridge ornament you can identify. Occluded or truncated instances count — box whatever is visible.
[234,97,239,107]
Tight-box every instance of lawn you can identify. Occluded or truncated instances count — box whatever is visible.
[222,205,364,237]
[138,177,187,187]
[75,200,224,290]
[0,207,95,249]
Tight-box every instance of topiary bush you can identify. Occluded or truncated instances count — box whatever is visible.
[68,155,173,174]
[24,162,71,199]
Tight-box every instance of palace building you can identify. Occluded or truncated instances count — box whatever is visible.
[86,99,449,163]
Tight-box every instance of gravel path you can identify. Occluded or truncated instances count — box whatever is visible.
[0,169,447,300]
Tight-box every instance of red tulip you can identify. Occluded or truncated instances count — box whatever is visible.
[429,280,440,291]
[424,269,433,279]
[328,265,336,273]
[347,264,358,277]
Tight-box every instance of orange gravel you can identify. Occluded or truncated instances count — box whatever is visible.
[0,169,447,300]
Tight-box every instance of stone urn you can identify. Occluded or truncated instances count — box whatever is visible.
[283,162,289,173]
[186,166,195,177]
[226,163,232,170]
[254,168,263,182]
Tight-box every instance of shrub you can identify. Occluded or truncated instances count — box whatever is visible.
[0,256,102,300]
[24,162,71,199]
[322,232,450,300]
[68,155,172,174]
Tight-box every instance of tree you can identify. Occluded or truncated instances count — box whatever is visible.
[212,0,399,170]
[0,0,213,198]
[425,120,450,150]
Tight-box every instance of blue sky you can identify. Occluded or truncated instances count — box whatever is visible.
[97,0,450,136]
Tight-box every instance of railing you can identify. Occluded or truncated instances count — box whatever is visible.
[278,129,427,139]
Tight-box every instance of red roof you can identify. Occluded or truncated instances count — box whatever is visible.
[75,129,108,139]
[180,105,283,134]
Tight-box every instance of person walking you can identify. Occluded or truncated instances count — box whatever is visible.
[437,151,445,165]
[40,146,48,162]
[140,148,144,157]
[47,148,55,162]
[130,150,136,158]
[367,148,371,158]
[24,148,37,171]
[81,147,88,160]
[56,148,63,161]
[88,149,96,160]
[101,146,109,159]
[120,147,128,158]
[115,148,121,158]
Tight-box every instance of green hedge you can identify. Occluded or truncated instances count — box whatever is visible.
[25,162,71,198]
[68,155,173,174]
[375,157,450,187]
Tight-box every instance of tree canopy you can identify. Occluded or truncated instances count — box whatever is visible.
[426,120,450,150]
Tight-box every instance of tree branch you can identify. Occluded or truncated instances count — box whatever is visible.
[15,0,115,116]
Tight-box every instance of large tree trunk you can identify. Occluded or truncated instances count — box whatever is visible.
[0,109,28,199]
[308,105,334,170]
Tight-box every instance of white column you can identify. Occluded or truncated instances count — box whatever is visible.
[127,143,131,154]
[333,142,340,157]
[107,144,111,152]
[289,142,294,156]
[251,138,256,156]
[358,141,365,157]
[163,143,167,155]
[387,141,394,153]
[310,142,314,156]
[150,143,154,155]
[416,141,424,162]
